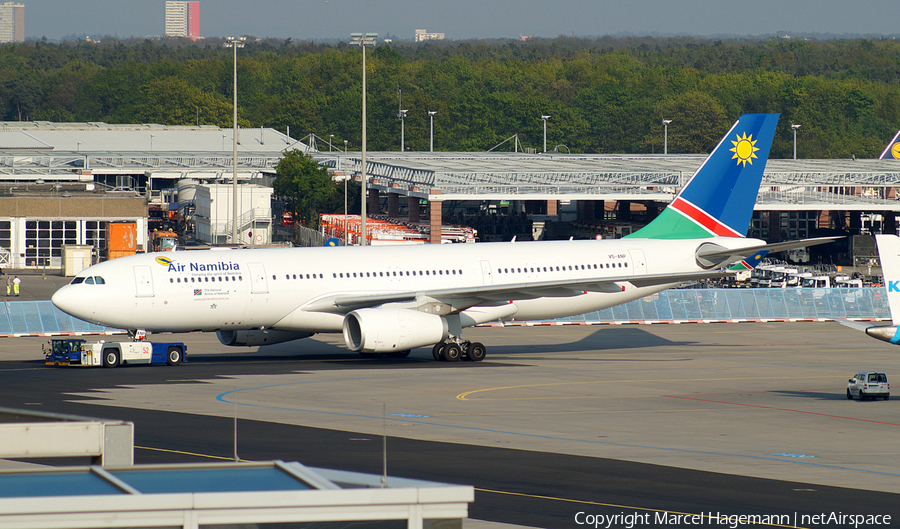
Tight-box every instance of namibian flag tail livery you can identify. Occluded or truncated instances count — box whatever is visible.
[627,113,780,240]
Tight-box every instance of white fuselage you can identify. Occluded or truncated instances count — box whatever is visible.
[52,237,760,334]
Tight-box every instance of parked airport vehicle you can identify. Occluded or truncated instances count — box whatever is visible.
[847,371,890,400]
[51,114,834,362]
[44,338,186,368]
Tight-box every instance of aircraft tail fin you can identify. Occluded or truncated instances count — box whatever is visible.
[878,128,900,160]
[627,113,780,239]
[875,234,900,325]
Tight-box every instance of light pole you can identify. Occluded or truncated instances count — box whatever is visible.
[351,32,376,246]
[791,123,801,160]
[225,36,245,245]
[398,109,408,152]
[428,110,436,152]
[662,119,672,154]
[329,134,334,152]
[540,115,550,153]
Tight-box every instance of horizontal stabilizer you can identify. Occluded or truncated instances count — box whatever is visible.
[696,236,842,268]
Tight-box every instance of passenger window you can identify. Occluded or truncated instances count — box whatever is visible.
[176,278,181,283]
[293,274,297,279]
[169,278,174,283]
[191,277,195,283]
[218,276,223,282]
[272,275,276,280]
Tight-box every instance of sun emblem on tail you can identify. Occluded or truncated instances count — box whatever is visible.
[730,132,759,167]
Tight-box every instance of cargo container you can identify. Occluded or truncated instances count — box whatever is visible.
[107,221,137,260]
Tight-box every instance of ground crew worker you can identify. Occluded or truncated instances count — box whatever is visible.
[13,276,20,297]
[5,275,11,296]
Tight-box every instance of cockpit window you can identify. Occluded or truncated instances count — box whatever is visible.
[70,277,85,284]
[84,277,95,285]
[94,276,105,285]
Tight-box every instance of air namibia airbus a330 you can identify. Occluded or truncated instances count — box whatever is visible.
[52,113,832,362]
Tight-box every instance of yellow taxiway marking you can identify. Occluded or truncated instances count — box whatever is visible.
[457,376,837,400]
[476,488,806,528]
[136,445,246,462]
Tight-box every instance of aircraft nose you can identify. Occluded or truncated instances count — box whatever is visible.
[51,286,84,318]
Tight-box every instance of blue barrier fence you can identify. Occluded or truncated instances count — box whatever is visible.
[0,289,892,336]
[550,287,892,323]
[0,300,121,335]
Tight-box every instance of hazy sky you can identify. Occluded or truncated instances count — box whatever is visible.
[21,0,900,41]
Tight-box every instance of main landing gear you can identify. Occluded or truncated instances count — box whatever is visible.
[432,341,486,362]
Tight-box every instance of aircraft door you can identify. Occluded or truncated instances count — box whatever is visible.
[628,249,647,275]
[480,260,493,285]
[248,262,268,294]
[134,266,154,297]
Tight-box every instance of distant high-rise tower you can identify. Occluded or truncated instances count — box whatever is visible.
[165,1,200,39]
[0,2,24,43]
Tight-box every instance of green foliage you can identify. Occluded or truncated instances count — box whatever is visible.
[274,149,341,228]
[3,36,900,159]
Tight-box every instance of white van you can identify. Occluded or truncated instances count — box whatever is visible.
[847,371,890,400]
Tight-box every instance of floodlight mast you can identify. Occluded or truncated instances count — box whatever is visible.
[540,115,550,153]
[225,36,245,245]
[791,123,801,160]
[662,119,672,154]
[428,111,437,152]
[398,109,408,152]
[350,33,377,246]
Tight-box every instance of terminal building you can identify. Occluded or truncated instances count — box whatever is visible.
[2,121,900,273]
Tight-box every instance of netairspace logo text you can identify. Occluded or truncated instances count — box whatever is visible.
[574,511,892,528]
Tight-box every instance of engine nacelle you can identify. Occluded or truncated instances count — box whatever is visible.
[216,329,313,347]
[343,309,448,353]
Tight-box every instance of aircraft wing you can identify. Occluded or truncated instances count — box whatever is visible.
[302,269,729,314]
[834,318,877,332]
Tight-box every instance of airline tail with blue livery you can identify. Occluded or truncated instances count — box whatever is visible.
[628,113,778,240]
[51,113,838,363]
[879,129,900,160]
[852,234,900,344]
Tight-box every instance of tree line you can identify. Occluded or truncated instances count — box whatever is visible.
[3,35,900,158]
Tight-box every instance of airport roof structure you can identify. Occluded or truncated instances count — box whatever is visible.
[1,122,898,211]
[320,151,900,211]
[0,122,308,179]
[0,461,473,529]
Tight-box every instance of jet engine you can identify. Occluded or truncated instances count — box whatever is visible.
[216,329,313,347]
[343,308,448,353]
